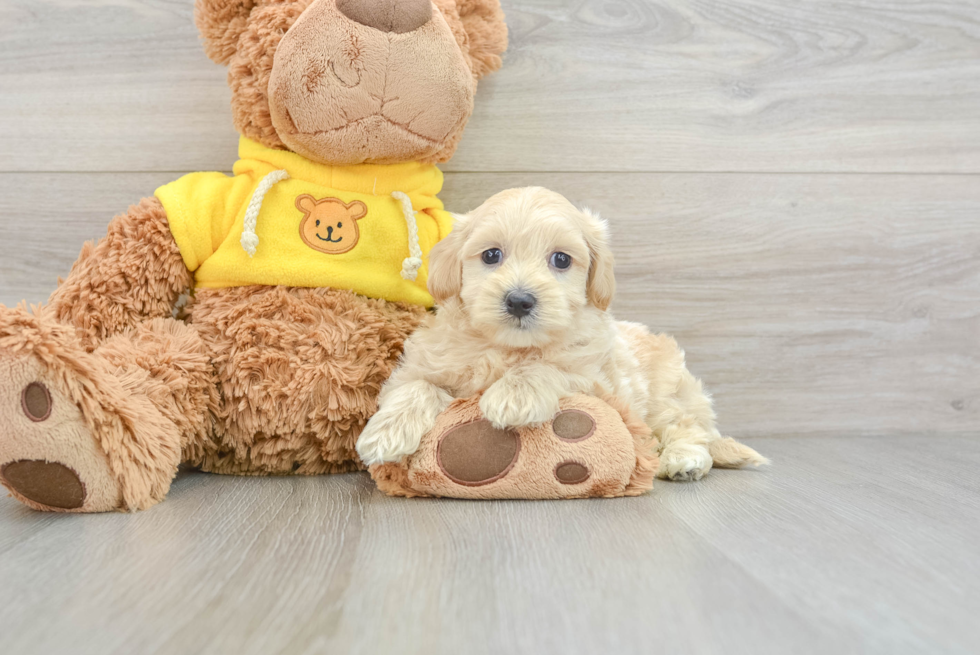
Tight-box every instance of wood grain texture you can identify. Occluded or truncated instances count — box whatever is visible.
[0,436,978,655]
[2,0,980,173]
[1,1,978,652]
[2,172,976,438]
[444,172,980,439]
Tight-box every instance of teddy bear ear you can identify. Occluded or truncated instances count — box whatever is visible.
[454,0,509,79]
[194,0,259,65]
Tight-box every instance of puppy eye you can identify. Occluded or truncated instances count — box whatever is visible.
[338,222,343,228]
[550,252,572,270]
[316,220,320,226]
[482,248,503,265]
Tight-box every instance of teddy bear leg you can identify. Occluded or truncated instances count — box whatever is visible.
[180,286,426,476]
[0,308,214,512]
[94,317,219,479]
[45,196,194,351]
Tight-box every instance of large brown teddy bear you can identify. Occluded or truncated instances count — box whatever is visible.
[0,0,507,513]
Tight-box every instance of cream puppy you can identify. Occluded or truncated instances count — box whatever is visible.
[356,187,767,479]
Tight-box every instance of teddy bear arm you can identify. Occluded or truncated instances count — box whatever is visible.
[46,196,194,350]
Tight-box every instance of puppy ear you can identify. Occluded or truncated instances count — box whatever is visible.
[195,0,258,65]
[582,209,616,311]
[427,214,470,303]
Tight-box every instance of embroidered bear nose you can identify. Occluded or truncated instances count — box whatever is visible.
[505,291,536,318]
[336,0,432,34]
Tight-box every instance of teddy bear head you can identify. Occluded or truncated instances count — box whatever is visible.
[195,0,507,166]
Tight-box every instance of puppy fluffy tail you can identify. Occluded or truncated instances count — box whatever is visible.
[709,437,770,469]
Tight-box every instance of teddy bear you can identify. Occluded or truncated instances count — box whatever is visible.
[0,0,509,512]
[371,394,660,499]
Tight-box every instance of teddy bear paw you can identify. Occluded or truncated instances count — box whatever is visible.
[374,395,655,499]
[0,352,121,512]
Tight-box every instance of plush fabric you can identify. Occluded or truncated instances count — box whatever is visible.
[195,0,261,66]
[214,0,507,163]
[371,394,659,499]
[0,0,508,512]
[185,285,424,475]
[0,307,181,512]
[453,0,509,79]
[267,0,476,165]
[46,197,193,351]
[155,137,453,305]
[1,264,424,512]
[337,0,433,33]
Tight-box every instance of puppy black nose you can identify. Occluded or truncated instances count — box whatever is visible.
[505,292,536,318]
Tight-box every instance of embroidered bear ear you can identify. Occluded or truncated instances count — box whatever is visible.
[295,194,318,214]
[195,0,260,65]
[346,201,368,221]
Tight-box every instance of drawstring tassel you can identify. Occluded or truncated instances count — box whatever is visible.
[393,191,423,281]
[241,169,290,257]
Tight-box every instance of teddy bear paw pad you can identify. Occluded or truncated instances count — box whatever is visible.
[1,460,85,510]
[552,409,596,442]
[21,382,52,422]
[554,460,591,485]
[436,420,519,486]
[0,356,121,512]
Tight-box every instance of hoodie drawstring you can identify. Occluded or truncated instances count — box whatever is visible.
[241,169,290,257]
[392,191,423,281]
[240,172,423,284]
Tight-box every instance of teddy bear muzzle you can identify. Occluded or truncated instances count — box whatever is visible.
[268,0,476,166]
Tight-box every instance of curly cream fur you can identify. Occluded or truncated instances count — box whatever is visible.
[357,187,769,480]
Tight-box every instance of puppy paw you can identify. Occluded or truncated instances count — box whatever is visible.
[479,378,560,429]
[357,380,452,466]
[657,444,713,481]
[356,410,431,466]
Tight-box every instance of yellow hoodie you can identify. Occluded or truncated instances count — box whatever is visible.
[154,137,454,307]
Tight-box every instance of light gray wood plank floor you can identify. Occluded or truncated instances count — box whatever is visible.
[1,435,978,655]
[1,1,978,653]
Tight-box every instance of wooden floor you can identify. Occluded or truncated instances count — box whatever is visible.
[0,435,978,654]
[1,1,978,653]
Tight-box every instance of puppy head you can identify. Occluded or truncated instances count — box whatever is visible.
[428,187,615,348]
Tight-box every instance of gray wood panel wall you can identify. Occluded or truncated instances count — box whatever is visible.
[1,0,978,439]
